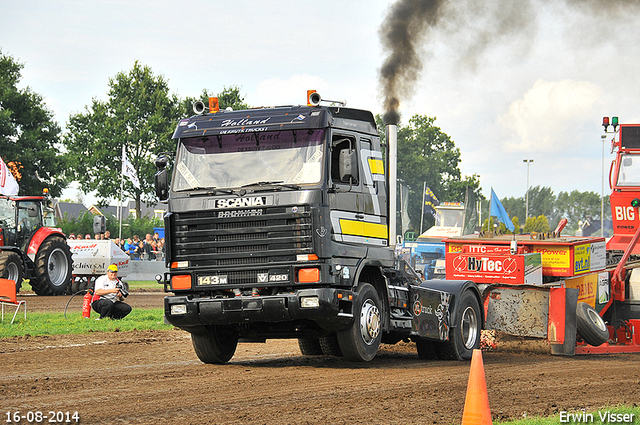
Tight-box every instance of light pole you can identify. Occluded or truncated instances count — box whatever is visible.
[523,159,534,220]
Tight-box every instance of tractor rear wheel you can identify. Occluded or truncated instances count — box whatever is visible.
[0,251,23,292]
[31,237,73,296]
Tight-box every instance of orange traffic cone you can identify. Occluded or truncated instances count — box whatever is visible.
[461,349,492,425]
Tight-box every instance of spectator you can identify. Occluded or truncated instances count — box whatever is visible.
[133,241,144,260]
[92,264,131,320]
[85,234,91,240]
[104,230,111,240]
[68,233,76,240]
[124,238,135,258]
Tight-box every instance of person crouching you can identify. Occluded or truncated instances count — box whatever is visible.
[92,264,132,320]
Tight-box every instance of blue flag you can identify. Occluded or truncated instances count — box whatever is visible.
[490,188,515,232]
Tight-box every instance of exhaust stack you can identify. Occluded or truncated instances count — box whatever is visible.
[386,122,398,247]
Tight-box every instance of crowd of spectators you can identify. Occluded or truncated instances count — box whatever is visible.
[67,231,165,261]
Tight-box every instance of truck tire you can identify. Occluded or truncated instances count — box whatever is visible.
[436,290,481,360]
[191,326,238,364]
[31,237,73,296]
[576,302,609,346]
[298,338,323,356]
[320,334,343,357]
[337,283,382,362]
[0,251,23,293]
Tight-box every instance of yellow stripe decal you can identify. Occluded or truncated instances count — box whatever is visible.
[339,219,388,239]
[368,158,385,175]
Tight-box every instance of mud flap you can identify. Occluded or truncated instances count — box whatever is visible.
[410,285,451,341]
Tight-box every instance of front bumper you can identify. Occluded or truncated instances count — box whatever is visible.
[164,287,354,334]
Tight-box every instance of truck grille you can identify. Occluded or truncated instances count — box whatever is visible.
[172,206,313,271]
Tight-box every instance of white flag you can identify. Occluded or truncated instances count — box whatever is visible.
[122,147,140,189]
[0,157,19,196]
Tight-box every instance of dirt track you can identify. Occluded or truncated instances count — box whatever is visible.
[2,292,639,424]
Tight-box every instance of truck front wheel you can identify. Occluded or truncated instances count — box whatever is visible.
[191,326,238,364]
[32,237,73,296]
[337,283,382,362]
[436,290,481,360]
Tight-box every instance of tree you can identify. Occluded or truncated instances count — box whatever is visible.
[0,49,66,196]
[526,186,555,220]
[524,215,550,233]
[63,62,181,217]
[376,114,481,233]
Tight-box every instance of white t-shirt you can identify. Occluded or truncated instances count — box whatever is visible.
[94,274,119,302]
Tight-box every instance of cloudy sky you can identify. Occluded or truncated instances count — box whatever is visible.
[2,0,640,205]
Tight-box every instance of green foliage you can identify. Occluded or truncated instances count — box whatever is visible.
[56,211,162,239]
[0,308,172,338]
[0,49,67,196]
[62,61,182,217]
[524,215,550,233]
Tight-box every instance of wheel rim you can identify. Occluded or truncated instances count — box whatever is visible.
[48,248,69,287]
[6,261,19,282]
[359,299,380,345]
[461,305,479,349]
[587,308,607,332]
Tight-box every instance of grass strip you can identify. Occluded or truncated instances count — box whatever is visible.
[495,405,640,424]
[0,308,173,338]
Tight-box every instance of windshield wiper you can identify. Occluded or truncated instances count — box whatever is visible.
[240,181,301,192]
[186,187,234,196]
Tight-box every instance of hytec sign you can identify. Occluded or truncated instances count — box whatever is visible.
[446,245,542,285]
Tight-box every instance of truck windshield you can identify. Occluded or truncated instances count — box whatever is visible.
[617,153,640,187]
[172,129,325,192]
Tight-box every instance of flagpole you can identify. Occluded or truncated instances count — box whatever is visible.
[420,181,426,234]
[119,146,124,241]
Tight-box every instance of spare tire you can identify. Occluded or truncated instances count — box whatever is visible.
[576,302,609,346]
[30,237,73,296]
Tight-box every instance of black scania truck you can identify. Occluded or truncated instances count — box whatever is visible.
[154,94,482,363]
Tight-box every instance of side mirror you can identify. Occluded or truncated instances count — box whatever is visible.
[155,156,169,201]
[339,148,358,183]
[27,204,38,217]
[155,169,169,201]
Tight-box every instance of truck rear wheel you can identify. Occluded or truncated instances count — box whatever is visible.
[298,338,323,356]
[436,290,481,360]
[31,237,73,296]
[191,326,238,364]
[576,302,609,346]
[0,251,23,292]
[337,283,382,362]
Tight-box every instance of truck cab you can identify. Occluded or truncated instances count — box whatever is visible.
[156,97,483,363]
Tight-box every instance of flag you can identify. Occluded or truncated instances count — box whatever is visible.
[122,147,140,189]
[0,157,19,196]
[400,184,411,237]
[490,188,514,232]
[423,186,439,220]
[463,186,478,235]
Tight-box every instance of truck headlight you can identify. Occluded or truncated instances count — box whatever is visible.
[170,304,188,315]
[300,296,319,308]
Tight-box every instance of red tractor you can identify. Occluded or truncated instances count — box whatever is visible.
[0,190,73,295]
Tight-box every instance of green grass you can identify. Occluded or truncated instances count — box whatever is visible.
[0,308,173,338]
[494,405,640,424]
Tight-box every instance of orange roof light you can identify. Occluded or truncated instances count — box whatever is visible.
[209,97,220,113]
